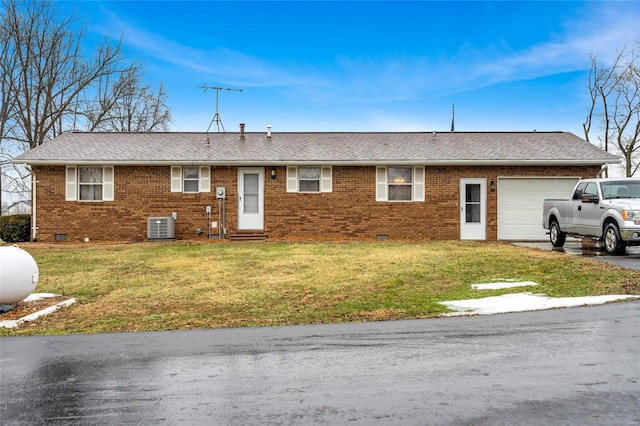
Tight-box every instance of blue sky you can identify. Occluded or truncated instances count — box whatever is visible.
[68,1,639,139]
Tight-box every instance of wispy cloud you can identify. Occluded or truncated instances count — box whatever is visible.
[96,6,326,89]
[95,2,639,108]
[450,3,639,88]
[326,2,639,103]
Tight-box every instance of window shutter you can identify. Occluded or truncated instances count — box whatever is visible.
[103,166,114,201]
[376,166,387,201]
[321,166,332,193]
[199,166,211,192]
[286,166,298,192]
[413,166,425,202]
[65,166,77,201]
[171,166,182,192]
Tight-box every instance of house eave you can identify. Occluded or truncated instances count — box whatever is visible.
[15,159,621,167]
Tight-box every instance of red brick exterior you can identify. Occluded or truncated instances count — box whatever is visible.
[30,164,601,243]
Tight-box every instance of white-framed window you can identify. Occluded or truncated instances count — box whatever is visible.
[183,166,199,193]
[171,166,211,193]
[286,166,332,193]
[79,167,103,201]
[65,165,114,202]
[376,166,425,202]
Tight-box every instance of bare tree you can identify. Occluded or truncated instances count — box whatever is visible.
[0,13,19,214]
[584,43,640,176]
[0,0,172,146]
[82,65,171,132]
[0,0,171,212]
[1,0,127,150]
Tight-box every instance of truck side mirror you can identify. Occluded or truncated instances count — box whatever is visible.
[581,194,598,203]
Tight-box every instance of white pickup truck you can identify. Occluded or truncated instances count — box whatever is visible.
[542,178,640,255]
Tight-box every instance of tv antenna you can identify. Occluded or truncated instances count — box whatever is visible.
[199,84,243,132]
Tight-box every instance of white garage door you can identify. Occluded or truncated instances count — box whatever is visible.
[498,177,580,241]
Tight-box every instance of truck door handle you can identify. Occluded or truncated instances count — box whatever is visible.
[578,206,581,211]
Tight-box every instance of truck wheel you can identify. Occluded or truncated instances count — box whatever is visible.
[603,223,626,255]
[549,220,566,247]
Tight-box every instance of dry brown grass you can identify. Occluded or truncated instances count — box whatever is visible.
[2,240,638,336]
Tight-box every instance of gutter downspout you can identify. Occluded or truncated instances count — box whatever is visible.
[31,172,37,242]
[596,164,608,178]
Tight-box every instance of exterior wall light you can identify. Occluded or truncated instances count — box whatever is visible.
[490,180,496,192]
[271,167,276,179]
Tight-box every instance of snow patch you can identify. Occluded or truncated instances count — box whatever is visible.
[22,293,59,302]
[471,281,538,290]
[440,292,640,316]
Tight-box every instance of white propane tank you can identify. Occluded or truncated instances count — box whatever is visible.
[0,245,40,305]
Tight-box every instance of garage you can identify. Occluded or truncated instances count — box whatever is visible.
[498,177,580,241]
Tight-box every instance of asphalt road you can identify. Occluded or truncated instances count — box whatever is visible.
[1,301,639,425]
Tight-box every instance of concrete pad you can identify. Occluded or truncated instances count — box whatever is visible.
[0,294,76,329]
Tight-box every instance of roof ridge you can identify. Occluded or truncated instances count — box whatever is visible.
[64,130,569,135]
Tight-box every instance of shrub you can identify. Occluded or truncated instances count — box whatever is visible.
[0,214,31,243]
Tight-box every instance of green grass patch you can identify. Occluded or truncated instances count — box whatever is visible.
[1,241,638,336]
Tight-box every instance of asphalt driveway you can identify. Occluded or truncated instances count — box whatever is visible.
[514,239,640,270]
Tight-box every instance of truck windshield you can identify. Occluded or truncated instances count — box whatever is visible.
[600,181,640,199]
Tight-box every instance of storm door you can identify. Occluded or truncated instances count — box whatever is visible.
[460,179,487,240]
[238,168,264,230]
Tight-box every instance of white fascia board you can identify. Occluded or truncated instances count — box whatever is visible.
[14,159,620,166]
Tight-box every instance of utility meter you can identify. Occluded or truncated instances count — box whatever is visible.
[216,187,226,199]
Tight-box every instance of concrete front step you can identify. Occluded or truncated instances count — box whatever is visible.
[229,233,267,241]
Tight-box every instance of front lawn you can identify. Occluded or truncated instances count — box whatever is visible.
[2,241,639,336]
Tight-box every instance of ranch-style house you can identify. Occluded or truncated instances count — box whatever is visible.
[13,127,619,243]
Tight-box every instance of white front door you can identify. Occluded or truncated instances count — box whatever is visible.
[238,168,264,230]
[460,179,487,240]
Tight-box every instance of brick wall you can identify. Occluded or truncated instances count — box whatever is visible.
[31,164,601,243]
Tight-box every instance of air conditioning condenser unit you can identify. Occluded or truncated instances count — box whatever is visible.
[147,217,175,240]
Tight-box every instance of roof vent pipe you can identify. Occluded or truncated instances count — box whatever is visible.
[240,123,245,139]
[267,124,272,139]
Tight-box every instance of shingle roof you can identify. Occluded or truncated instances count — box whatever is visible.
[13,131,620,166]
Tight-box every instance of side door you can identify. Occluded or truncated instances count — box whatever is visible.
[579,182,602,236]
[237,168,264,230]
[460,179,487,240]
[572,182,600,236]
[566,182,586,234]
